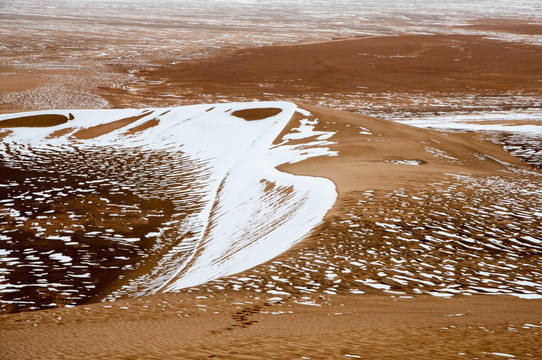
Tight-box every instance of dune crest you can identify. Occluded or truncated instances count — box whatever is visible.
[0,102,337,310]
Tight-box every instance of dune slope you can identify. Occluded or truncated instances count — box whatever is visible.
[1,104,541,360]
[0,102,336,312]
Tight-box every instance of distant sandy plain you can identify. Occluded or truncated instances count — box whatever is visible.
[1,1,542,359]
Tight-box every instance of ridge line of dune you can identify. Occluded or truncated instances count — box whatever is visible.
[160,103,337,291]
[153,103,300,292]
[157,103,312,291]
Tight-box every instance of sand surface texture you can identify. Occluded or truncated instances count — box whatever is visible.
[2,294,541,359]
[1,103,540,359]
[1,1,542,359]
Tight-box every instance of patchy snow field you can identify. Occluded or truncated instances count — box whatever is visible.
[188,174,542,302]
[397,111,542,167]
[0,102,337,312]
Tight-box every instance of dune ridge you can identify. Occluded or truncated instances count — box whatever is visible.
[1,103,540,360]
[0,101,337,309]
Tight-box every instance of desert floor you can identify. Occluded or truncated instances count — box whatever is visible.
[1,5,541,359]
[2,293,541,359]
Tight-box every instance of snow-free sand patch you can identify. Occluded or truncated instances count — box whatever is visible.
[231,107,283,121]
[0,113,71,128]
[71,110,153,139]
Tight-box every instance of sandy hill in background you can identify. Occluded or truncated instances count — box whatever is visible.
[100,34,542,118]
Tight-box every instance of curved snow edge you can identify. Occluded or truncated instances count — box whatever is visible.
[162,103,338,291]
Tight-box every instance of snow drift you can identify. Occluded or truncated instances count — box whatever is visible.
[0,101,337,302]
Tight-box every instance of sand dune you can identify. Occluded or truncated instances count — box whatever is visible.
[0,101,540,359]
[2,101,537,308]
[280,104,524,195]
[1,2,542,358]
[1,104,539,298]
[0,102,336,310]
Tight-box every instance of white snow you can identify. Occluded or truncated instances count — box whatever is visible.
[49,253,72,263]
[490,353,515,358]
[386,159,422,165]
[160,103,337,290]
[281,118,334,141]
[0,101,337,297]
[397,110,542,135]
[268,112,338,165]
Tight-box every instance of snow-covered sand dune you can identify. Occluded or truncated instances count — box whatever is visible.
[0,101,337,309]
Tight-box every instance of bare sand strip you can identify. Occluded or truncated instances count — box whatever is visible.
[1,293,540,359]
[122,118,160,136]
[0,114,70,128]
[101,34,542,109]
[458,20,542,35]
[231,107,283,121]
[71,110,153,139]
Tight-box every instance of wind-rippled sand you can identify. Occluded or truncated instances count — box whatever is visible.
[1,1,542,359]
[1,102,540,359]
